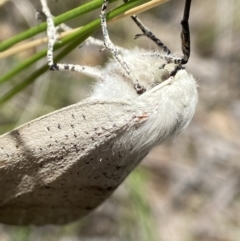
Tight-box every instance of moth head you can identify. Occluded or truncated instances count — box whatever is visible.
[154,68,170,84]
[154,63,182,84]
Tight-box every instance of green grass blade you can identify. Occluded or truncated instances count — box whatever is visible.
[0,0,118,52]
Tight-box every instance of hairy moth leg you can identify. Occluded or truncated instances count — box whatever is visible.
[100,0,146,94]
[40,0,103,80]
[123,0,173,54]
[125,0,192,65]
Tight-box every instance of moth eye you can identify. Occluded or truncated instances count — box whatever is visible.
[154,69,170,83]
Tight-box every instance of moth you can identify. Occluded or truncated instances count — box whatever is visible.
[0,0,197,225]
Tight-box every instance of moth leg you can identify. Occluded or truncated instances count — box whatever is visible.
[40,0,104,80]
[84,37,127,55]
[37,7,126,53]
[132,17,173,55]
[100,0,146,94]
[122,0,172,55]
[56,23,105,49]
[59,23,127,52]
[166,0,191,65]
[124,0,192,66]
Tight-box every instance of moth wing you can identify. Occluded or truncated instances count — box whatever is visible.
[0,99,146,225]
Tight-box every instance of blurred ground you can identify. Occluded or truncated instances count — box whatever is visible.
[0,0,240,240]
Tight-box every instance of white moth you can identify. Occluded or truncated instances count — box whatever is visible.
[0,0,197,225]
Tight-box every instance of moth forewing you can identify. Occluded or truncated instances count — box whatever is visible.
[0,99,148,225]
